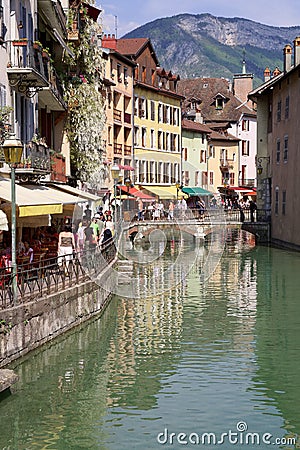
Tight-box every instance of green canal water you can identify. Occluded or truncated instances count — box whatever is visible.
[1,230,300,449]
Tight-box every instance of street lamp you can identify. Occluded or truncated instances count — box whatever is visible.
[256,156,270,175]
[175,181,181,201]
[124,176,131,212]
[2,134,23,305]
[111,163,120,224]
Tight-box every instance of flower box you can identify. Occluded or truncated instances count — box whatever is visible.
[12,39,28,47]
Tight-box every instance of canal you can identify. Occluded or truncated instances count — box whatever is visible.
[0,229,300,449]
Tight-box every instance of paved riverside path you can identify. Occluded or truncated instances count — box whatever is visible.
[0,369,18,393]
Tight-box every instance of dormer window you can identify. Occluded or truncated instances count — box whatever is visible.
[214,93,227,110]
[216,97,224,109]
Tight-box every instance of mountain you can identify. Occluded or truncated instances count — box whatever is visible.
[123,13,300,84]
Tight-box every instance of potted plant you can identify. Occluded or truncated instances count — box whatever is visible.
[33,40,43,51]
[12,38,28,46]
[42,48,51,59]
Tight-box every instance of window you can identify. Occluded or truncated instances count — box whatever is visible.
[285,96,289,119]
[229,173,235,185]
[183,148,187,161]
[151,69,155,86]
[216,97,224,109]
[195,171,199,185]
[142,66,146,83]
[242,119,249,131]
[242,140,250,156]
[134,96,138,116]
[282,190,286,215]
[117,64,121,82]
[283,135,288,161]
[150,101,155,121]
[276,139,280,163]
[134,127,139,146]
[158,131,162,150]
[200,150,206,163]
[209,172,214,185]
[0,83,6,107]
[150,129,154,148]
[141,128,146,147]
[277,100,281,122]
[124,67,128,84]
[158,103,162,122]
[209,146,215,158]
[275,188,279,214]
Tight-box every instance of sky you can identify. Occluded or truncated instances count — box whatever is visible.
[98,0,300,38]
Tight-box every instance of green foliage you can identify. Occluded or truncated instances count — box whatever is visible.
[0,106,13,145]
[64,14,106,187]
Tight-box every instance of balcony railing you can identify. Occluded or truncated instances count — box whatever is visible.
[113,108,122,121]
[124,145,132,156]
[7,40,65,107]
[239,178,256,187]
[114,143,122,155]
[220,158,235,170]
[13,142,51,179]
[0,241,116,310]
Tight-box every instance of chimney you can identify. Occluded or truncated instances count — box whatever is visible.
[294,36,300,67]
[102,33,117,50]
[283,44,293,72]
[273,67,281,77]
[264,67,271,82]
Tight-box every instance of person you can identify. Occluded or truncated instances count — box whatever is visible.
[137,199,144,221]
[90,217,101,242]
[249,200,257,222]
[100,228,113,246]
[104,215,115,236]
[57,226,75,273]
[177,196,187,218]
[83,205,92,221]
[168,201,175,220]
[77,221,86,254]
[153,201,160,220]
[23,241,34,263]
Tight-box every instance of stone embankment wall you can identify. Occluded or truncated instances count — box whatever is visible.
[0,264,116,367]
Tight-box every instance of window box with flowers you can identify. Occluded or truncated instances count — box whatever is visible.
[33,40,43,51]
[42,48,51,59]
[12,38,28,46]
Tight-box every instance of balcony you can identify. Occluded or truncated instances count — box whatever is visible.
[239,178,256,188]
[14,141,51,182]
[38,65,66,111]
[7,40,49,94]
[7,40,66,109]
[114,143,122,155]
[219,158,234,170]
[113,108,122,121]
[37,0,67,37]
[124,145,132,156]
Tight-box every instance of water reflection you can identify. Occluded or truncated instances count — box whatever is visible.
[0,230,299,449]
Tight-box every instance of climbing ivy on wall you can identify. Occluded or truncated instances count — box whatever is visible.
[64,11,107,188]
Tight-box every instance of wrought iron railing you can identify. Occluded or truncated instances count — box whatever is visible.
[0,239,116,310]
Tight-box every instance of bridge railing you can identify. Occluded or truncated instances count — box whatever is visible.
[0,239,116,310]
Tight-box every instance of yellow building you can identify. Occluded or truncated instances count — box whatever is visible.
[102,36,183,200]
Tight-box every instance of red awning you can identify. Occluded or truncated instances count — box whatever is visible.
[119,164,135,171]
[118,186,154,201]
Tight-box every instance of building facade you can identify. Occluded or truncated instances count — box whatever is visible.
[249,37,300,249]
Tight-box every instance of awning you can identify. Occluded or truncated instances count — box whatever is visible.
[0,210,8,231]
[52,183,101,202]
[182,186,214,197]
[244,190,257,196]
[118,164,135,171]
[0,179,84,217]
[141,185,187,200]
[117,186,155,202]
